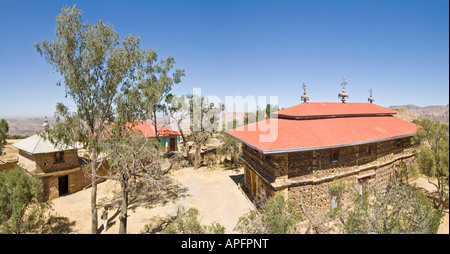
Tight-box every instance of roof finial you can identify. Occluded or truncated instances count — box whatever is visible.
[341,78,347,91]
[368,88,375,104]
[338,78,349,103]
[301,82,309,103]
[42,116,49,129]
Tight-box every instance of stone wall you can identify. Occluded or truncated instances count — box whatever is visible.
[14,147,112,199]
[17,150,37,171]
[42,166,90,199]
[17,149,79,173]
[42,159,111,199]
[0,160,17,172]
[241,137,415,214]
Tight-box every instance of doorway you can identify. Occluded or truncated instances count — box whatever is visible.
[358,178,369,196]
[169,137,176,151]
[58,175,69,196]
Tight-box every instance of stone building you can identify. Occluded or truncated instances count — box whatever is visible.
[226,84,418,215]
[12,119,89,199]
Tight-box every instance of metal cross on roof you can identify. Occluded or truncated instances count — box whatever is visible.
[338,78,349,103]
[341,78,347,91]
[301,82,310,103]
[368,88,375,104]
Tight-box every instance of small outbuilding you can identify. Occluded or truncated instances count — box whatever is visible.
[12,118,89,199]
[127,122,181,152]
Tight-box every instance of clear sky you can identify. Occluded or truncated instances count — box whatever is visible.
[0,0,448,117]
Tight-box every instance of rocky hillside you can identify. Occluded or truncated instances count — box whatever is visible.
[389,104,449,124]
[3,117,57,136]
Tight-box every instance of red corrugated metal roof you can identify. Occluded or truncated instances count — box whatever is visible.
[227,103,417,154]
[126,122,181,138]
[273,102,396,118]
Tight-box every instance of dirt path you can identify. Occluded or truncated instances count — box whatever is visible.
[49,166,254,234]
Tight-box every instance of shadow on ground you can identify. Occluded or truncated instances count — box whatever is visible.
[39,216,77,234]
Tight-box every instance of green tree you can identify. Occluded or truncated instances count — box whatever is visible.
[137,50,185,141]
[411,119,449,210]
[167,94,190,155]
[217,120,242,168]
[342,185,442,234]
[161,206,225,234]
[35,5,144,233]
[244,103,279,125]
[0,119,8,154]
[234,194,302,234]
[265,103,279,119]
[106,127,182,234]
[0,167,49,234]
[171,94,224,169]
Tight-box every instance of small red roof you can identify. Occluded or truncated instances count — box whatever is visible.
[126,122,181,138]
[273,102,396,119]
[227,103,417,154]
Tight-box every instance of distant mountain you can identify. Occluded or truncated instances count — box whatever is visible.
[4,118,57,136]
[389,104,449,124]
[3,104,448,136]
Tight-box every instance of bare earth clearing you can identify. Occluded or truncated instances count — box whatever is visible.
[48,167,449,234]
[49,166,254,234]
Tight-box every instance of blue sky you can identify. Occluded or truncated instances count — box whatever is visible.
[0,0,448,117]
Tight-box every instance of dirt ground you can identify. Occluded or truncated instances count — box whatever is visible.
[48,166,254,234]
[48,169,449,234]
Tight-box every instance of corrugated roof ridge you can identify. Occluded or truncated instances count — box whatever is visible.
[31,134,42,154]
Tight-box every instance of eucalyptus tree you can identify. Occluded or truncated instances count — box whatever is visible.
[134,50,185,142]
[107,126,177,234]
[412,119,449,210]
[185,94,224,169]
[35,5,143,233]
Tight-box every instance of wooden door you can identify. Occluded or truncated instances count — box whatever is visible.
[170,137,176,151]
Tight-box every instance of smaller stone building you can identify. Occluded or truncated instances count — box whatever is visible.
[13,133,88,199]
[127,122,181,152]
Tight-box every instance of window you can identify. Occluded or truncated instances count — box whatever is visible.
[55,152,64,163]
[358,178,369,196]
[331,151,339,162]
[396,140,402,148]
[365,146,372,155]
[394,165,399,183]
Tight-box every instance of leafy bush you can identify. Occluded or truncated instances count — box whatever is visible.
[234,194,302,234]
[160,206,225,234]
[0,167,49,234]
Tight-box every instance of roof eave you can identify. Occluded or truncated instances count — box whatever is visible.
[226,132,416,155]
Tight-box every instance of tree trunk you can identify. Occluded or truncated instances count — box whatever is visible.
[194,142,202,169]
[119,180,128,234]
[90,150,98,234]
[153,109,160,142]
[178,127,187,156]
